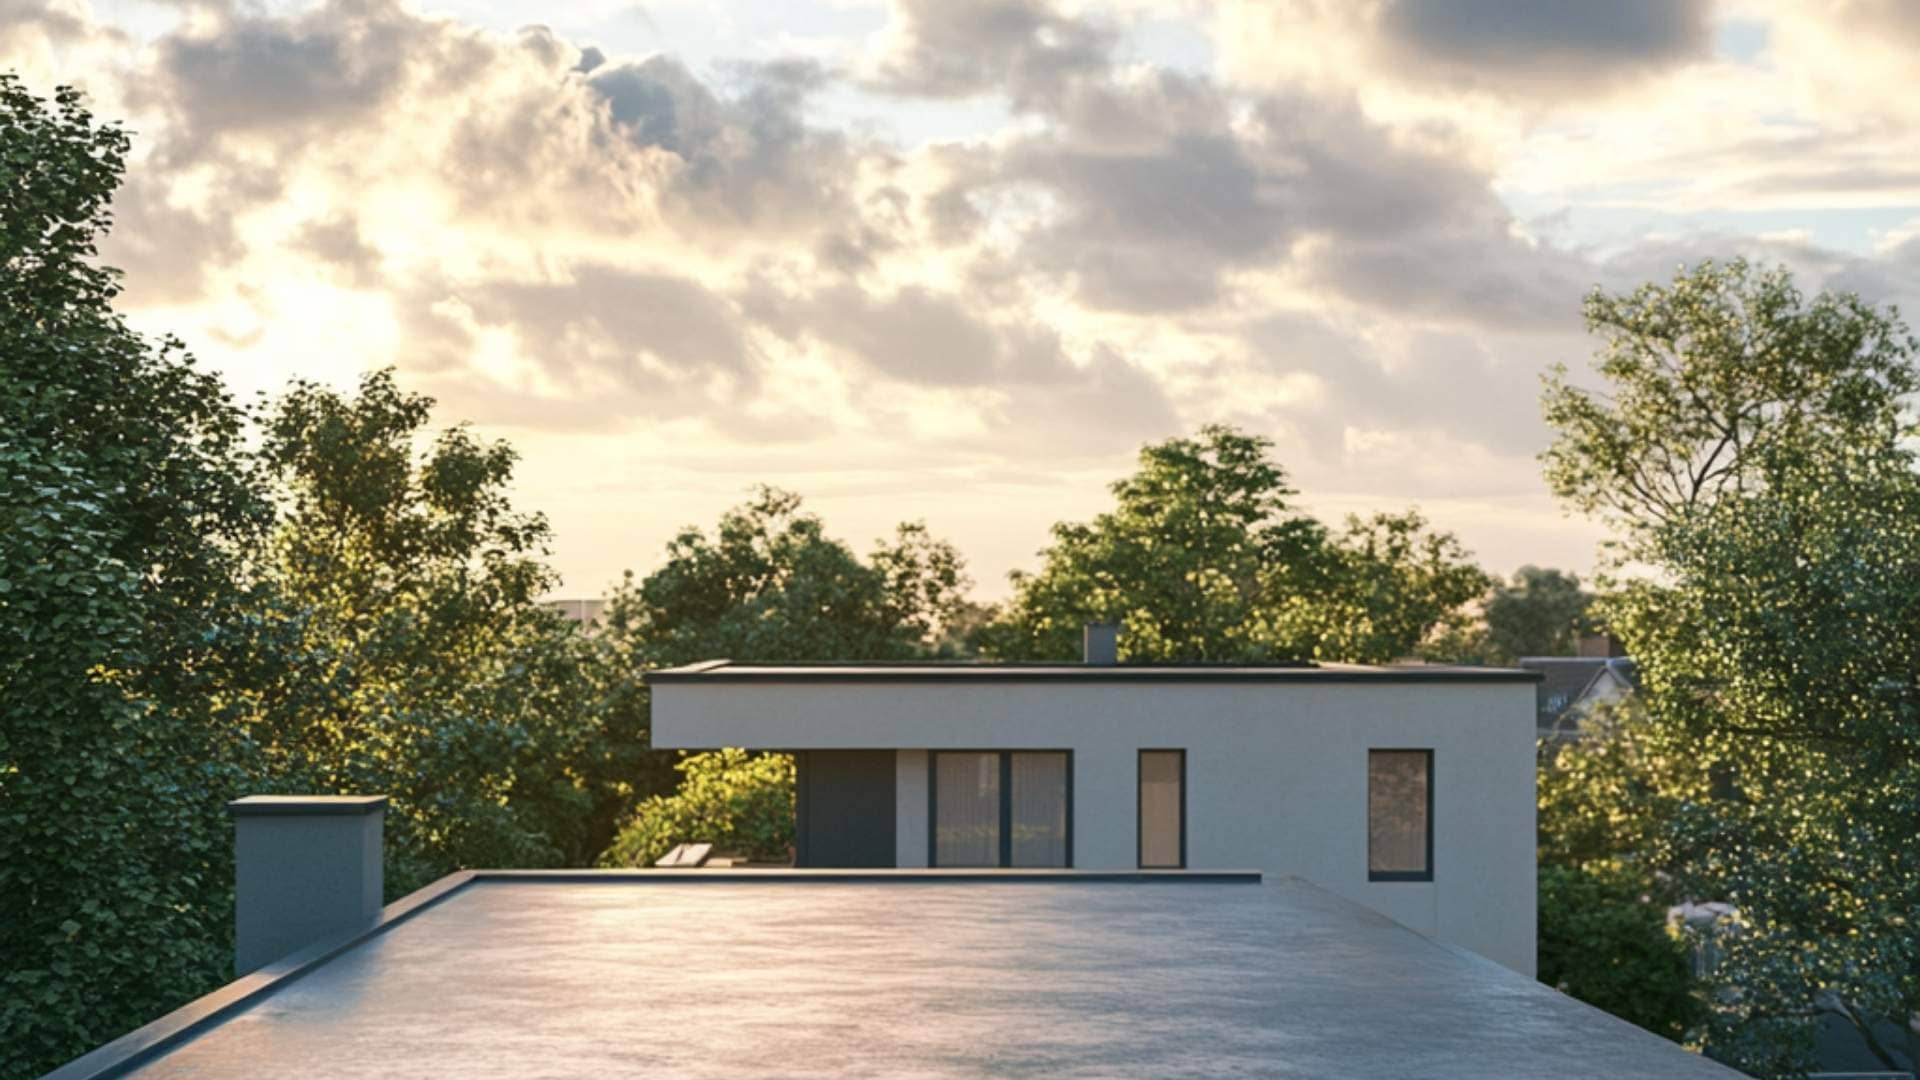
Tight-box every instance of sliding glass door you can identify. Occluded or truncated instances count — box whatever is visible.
[931,751,1071,868]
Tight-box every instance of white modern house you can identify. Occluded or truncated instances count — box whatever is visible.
[650,625,1543,975]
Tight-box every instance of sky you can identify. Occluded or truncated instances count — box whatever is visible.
[7,0,1920,601]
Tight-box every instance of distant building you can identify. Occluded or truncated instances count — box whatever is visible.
[544,597,606,632]
[1519,633,1638,740]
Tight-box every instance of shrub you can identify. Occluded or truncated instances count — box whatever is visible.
[1538,864,1703,1042]
[599,750,794,867]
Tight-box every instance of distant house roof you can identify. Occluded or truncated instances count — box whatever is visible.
[1518,657,1639,735]
[57,873,1742,1079]
[648,660,1543,685]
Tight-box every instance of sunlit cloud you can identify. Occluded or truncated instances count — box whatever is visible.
[4,0,1917,596]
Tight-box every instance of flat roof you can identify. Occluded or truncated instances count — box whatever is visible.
[649,659,1543,684]
[73,873,1733,1078]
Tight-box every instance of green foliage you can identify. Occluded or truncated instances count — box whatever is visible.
[241,370,638,894]
[1543,257,1917,544]
[591,489,973,869]
[613,487,971,666]
[1541,258,1920,1077]
[1481,566,1595,663]
[1537,701,1708,880]
[1539,865,1703,1041]
[987,425,1489,663]
[0,77,269,1080]
[599,750,796,868]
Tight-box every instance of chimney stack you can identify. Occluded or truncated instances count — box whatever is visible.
[228,795,387,975]
[1083,622,1119,665]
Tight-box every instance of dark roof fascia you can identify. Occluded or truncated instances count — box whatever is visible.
[648,665,1542,685]
[43,868,1261,1079]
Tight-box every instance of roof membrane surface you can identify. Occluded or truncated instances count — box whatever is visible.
[125,877,1739,1078]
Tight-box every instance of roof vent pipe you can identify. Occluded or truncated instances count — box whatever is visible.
[1083,622,1119,665]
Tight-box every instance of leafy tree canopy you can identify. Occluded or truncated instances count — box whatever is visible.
[1,76,268,1080]
[611,486,971,666]
[1542,259,1920,1077]
[988,425,1488,663]
[1472,565,1596,664]
[240,369,640,891]
[1538,864,1703,1043]
[1543,257,1917,548]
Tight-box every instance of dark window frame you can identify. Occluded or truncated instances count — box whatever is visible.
[1367,748,1434,883]
[927,750,1074,868]
[1136,749,1187,869]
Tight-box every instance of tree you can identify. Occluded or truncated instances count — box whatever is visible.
[1543,258,1916,547]
[595,490,973,865]
[988,425,1489,663]
[240,369,632,893]
[1484,566,1595,662]
[0,77,269,1080]
[1542,258,1920,1076]
[613,487,971,666]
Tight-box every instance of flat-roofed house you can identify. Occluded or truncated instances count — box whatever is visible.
[649,625,1544,976]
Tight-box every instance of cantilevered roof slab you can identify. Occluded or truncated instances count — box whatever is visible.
[108,875,1739,1078]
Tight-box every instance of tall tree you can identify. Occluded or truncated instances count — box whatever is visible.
[988,426,1488,663]
[241,370,634,890]
[1542,258,1920,1077]
[0,77,268,1080]
[597,490,971,865]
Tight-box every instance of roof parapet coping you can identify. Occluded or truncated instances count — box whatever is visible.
[227,795,389,816]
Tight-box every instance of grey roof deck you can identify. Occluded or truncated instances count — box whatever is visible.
[89,873,1739,1078]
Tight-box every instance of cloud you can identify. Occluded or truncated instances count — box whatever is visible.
[1213,0,1712,108]
[584,54,860,229]
[98,172,245,307]
[865,0,1116,102]
[469,263,756,385]
[1374,0,1712,91]
[147,1,424,160]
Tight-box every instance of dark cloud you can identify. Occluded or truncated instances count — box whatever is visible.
[938,67,1581,328]
[868,0,1116,102]
[149,0,422,158]
[1373,0,1713,94]
[584,54,868,229]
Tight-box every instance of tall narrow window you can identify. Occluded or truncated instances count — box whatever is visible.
[934,752,999,867]
[1138,750,1185,869]
[1010,752,1070,867]
[931,751,1071,868]
[1368,749,1432,882]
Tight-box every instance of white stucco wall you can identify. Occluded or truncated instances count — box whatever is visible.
[653,678,1537,976]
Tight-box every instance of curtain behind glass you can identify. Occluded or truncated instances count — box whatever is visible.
[1367,750,1430,876]
[934,752,999,867]
[1010,752,1069,867]
[1139,751,1183,867]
